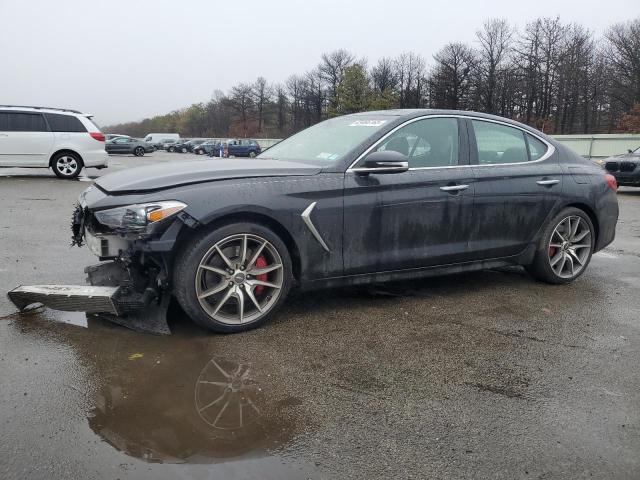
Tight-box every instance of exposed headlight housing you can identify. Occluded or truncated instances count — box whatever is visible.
[94,201,187,232]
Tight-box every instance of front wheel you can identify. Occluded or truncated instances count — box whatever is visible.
[134,147,145,157]
[173,223,293,333]
[181,147,187,153]
[51,152,83,179]
[249,151,256,158]
[526,207,595,284]
[168,146,175,152]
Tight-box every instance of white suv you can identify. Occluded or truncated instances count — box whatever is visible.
[0,106,108,179]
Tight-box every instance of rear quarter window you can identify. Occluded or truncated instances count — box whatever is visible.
[45,113,87,133]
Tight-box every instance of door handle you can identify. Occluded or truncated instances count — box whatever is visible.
[536,179,559,186]
[440,184,469,192]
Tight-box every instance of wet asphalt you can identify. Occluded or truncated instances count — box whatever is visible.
[0,153,639,479]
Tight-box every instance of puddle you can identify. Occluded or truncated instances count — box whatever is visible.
[1,307,88,327]
[4,309,316,473]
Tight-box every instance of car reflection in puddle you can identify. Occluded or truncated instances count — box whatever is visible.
[4,308,308,467]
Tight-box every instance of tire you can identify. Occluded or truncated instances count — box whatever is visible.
[249,151,256,158]
[173,222,293,333]
[134,147,145,157]
[51,152,83,179]
[181,147,187,153]
[526,207,595,284]
[168,146,175,153]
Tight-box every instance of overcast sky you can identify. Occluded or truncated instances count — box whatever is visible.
[1,0,638,125]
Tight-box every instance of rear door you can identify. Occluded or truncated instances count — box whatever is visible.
[468,118,562,259]
[343,116,476,274]
[0,111,53,166]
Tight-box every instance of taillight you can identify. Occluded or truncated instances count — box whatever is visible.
[605,173,618,191]
[90,132,105,142]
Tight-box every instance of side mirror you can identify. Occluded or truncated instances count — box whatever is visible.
[354,150,409,175]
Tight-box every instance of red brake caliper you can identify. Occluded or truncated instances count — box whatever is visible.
[549,246,558,258]
[254,256,268,296]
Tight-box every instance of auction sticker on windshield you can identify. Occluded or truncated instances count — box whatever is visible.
[348,120,387,127]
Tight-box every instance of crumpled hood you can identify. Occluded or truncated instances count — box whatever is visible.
[95,159,322,193]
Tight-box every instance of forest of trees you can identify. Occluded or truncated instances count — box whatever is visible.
[105,16,640,138]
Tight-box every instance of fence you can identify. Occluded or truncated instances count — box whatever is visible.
[551,134,640,160]
[191,135,640,159]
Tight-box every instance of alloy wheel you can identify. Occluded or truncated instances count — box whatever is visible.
[195,234,284,325]
[548,215,592,279]
[55,156,78,176]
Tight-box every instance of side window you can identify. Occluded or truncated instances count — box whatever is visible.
[373,117,459,168]
[5,113,48,132]
[44,113,87,133]
[472,120,528,165]
[0,113,8,131]
[526,134,548,161]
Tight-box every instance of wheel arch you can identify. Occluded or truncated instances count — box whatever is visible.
[49,149,83,167]
[564,202,599,246]
[176,211,302,283]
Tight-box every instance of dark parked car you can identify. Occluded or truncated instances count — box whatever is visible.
[193,140,219,155]
[105,137,155,156]
[73,110,618,333]
[167,139,191,153]
[185,139,207,152]
[603,146,640,186]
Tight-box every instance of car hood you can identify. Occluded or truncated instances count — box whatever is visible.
[95,159,322,193]
[606,153,640,162]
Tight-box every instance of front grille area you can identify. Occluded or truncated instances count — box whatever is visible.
[606,161,637,173]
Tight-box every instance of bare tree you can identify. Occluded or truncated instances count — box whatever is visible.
[251,77,272,135]
[395,52,427,108]
[370,57,398,94]
[319,49,355,110]
[476,18,513,114]
[605,19,640,113]
[230,83,254,136]
[430,43,478,109]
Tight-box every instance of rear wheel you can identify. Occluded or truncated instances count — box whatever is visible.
[174,222,293,333]
[51,152,83,179]
[134,146,145,157]
[526,207,595,284]
[168,146,175,152]
[249,151,256,158]
[181,147,187,153]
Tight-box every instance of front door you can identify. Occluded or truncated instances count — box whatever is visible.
[467,118,563,259]
[343,116,475,275]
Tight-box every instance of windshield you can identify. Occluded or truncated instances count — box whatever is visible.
[258,115,392,164]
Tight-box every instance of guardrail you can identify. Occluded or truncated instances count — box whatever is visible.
[551,134,640,160]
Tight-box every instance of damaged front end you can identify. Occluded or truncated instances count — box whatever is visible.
[9,185,198,334]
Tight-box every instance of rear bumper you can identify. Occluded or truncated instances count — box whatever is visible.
[83,150,109,167]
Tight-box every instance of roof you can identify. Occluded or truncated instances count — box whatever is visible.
[0,105,85,115]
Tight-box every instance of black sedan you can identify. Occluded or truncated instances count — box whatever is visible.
[602,146,640,186]
[166,139,190,153]
[74,110,619,333]
[105,137,155,156]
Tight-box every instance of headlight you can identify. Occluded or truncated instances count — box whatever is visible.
[94,201,187,231]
